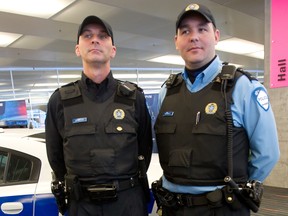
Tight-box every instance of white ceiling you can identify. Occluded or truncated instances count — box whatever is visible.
[0,0,265,110]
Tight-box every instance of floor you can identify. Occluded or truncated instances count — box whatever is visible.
[251,186,288,216]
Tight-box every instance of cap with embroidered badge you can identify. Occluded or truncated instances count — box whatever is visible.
[77,15,114,45]
[176,3,216,32]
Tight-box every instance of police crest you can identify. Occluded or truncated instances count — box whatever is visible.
[113,109,125,119]
[205,103,218,114]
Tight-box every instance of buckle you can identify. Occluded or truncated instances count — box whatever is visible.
[86,184,117,202]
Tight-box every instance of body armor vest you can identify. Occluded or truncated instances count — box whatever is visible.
[155,69,251,186]
[59,81,139,182]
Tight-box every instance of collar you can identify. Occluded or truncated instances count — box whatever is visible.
[81,71,113,90]
[183,56,222,83]
[182,56,222,92]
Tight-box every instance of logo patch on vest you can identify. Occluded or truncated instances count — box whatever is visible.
[205,103,218,114]
[253,87,269,111]
[163,111,174,117]
[72,117,88,124]
[113,109,125,119]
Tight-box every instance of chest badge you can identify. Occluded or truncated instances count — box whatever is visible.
[205,103,218,114]
[113,109,125,120]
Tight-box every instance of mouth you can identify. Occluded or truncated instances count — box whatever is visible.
[187,47,201,52]
[89,48,102,53]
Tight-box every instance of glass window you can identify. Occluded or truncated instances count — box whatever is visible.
[7,154,32,182]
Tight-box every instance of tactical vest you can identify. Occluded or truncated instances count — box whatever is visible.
[59,80,139,181]
[155,68,253,186]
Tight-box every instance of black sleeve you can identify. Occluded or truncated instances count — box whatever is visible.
[135,90,153,171]
[45,90,67,181]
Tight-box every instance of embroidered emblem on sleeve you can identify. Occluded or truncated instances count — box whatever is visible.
[253,87,270,111]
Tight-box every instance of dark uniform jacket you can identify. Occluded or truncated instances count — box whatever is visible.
[45,72,152,182]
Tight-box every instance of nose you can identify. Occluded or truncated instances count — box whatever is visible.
[189,32,199,42]
[91,34,100,44]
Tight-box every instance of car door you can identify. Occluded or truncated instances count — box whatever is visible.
[0,148,40,216]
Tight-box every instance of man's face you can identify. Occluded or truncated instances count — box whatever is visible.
[75,23,116,65]
[175,13,220,69]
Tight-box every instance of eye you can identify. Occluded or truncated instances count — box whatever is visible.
[198,26,209,33]
[98,32,109,40]
[180,29,190,35]
[83,32,93,39]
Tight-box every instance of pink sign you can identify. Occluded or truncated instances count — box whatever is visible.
[270,0,288,88]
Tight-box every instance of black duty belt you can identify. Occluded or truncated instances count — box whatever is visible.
[152,180,223,208]
[115,177,139,191]
[173,189,223,207]
[65,174,140,202]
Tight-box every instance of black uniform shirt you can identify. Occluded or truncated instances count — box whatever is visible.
[45,71,153,181]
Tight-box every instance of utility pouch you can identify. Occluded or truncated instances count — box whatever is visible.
[151,180,177,208]
[86,184,117,202]
[222,186,241,210]
[206,189,223,208]
[65,174,82,201]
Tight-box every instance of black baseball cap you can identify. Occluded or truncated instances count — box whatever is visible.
[176,3,216,33]
[77,15,114,45]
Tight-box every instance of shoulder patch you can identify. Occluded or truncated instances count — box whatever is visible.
[253,87,269,111]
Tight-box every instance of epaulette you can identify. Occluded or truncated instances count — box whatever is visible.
[236,68,258,82]
[214,64,257,87]
[165,73,183,88]
[59,81,83,107]
[118,81,142,97]
[59,81,81,100]
[115,81,139,106]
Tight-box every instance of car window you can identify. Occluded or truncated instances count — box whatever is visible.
[7,154,32,182]
[0,147,41,186]
[0,151,8,183]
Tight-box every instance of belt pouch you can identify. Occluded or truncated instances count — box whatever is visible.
[206,189,223,208]
[65,174,82,201]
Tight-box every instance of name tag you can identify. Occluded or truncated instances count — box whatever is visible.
[163,111,174,117]
[72,117,88,124]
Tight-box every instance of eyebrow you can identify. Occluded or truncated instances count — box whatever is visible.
[179,21,210,30]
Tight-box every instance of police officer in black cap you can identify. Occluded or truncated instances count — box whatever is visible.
[45,15,152,216]
[152,2,279,216]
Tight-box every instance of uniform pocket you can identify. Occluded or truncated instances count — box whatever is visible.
[168,149,192,168]
[154,123,176,134]
[65,123,96,137]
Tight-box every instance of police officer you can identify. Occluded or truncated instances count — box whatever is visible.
[45,15,152,216]
[153,3,280,216]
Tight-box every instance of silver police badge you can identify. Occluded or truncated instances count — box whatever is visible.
[113,109,125,120]
[205,103,218,114]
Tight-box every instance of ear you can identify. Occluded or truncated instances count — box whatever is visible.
[110,45,117,59]
[75,44,81,57]
[214,29,220,45]
[174,35,179,50]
